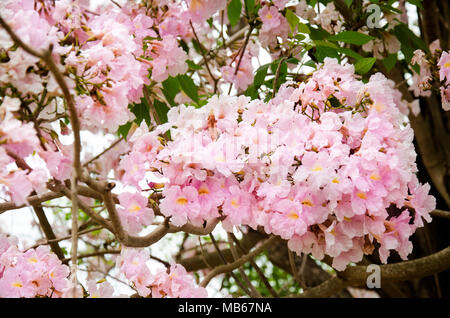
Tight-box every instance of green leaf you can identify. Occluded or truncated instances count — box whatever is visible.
[328,31,375,45]
[286,57,300,65]
[406,0,423,9]
[118,122,132,140]
[227,0,242,27]
[345,0,353,7]
[336,47,364,60]
[162,76,180,106]
[297,22,310,34]
[254,64,269,88]
[315,46,340,62]
[382,53,397,72]
[354,57,376,74]
[285,9,299,32]
[308,25,330,40]
[154,99,170,124]
[393,24,429,53]
[295,33,306,41]
[244,0,255,15]
[177,74,199,103]
[186,60,202,70]
[132,98,151,127]
[303,60,316,68]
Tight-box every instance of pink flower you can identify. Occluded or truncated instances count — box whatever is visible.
[437,51,450,83]
[259,5,283,30]
[118,192,154,234]
[149,35,188,82]
[0,170,33,206]
[221,185,252,231]
[159,185,201,227]
[87,279,115,298]
[118,151,146,188]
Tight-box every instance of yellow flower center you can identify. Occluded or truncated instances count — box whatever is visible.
[176,197,188,205]
[445,62,450,68]
[215,155,225,163]
[231,199,239,208]
[311,164,323,172]
[28,257,38,263]
[370,173,381,181]
[128,204,141,213]
[287,211,299,220]
[332,178,339,183]
[266,13,273,20]
[12,282,22,288]
[198,187,209,195]
[301,199,314,207]
[356,192,367,200]
[374,103,385,113]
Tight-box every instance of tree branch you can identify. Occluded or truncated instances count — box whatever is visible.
[200,236,276,287]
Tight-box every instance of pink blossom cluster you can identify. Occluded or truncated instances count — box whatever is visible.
[221,42,259,91]
[1,0,191,133]
[408,39,450,112]
[258,4,290,49]
[0,234,70,298]
[118,248,207,298]
[0,97,50,205]
[120,58,435,270]
[117,192,155,235]
[437,51,450,111]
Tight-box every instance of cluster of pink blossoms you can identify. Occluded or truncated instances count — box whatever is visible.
[119,58,436,270]
[118,248,207,298]
[409,39,450,111]
[0,234,70,298]
[258,4,290,49]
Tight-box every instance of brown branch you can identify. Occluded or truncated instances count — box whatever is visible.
[200,236,276,287]
[208,233,252,296]
[288,249,306,289]
[28,226,104,250]
[189,20,218,93]
[83,138,124,167]
[227,233,262,298]
[233,25,253,76]
[290,245,450,297]
[179,230,267,271]
[230,232,279,297]
[0,191,63,214]
[430,209,450,219]
[62,249,120,263]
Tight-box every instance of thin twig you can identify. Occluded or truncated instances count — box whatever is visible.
[234,26,253,76]
[231,232,279,297]
[227,233,262,297]
[201,236,276,288]
[208,233,252,296]
[83,138,124,167]
[190,20,218,93]
[288,249,306,289]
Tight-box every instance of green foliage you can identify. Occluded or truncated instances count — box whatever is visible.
[154,99,170,124]
[133,97,152,127]
[328,31,375,46]
[383,53,397,72]
[285,9,300,32]
[162,76,181,106]
[177,74,199,104]
[220,253,303,297]
[227,0,242,27]
[355,57,377,75]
